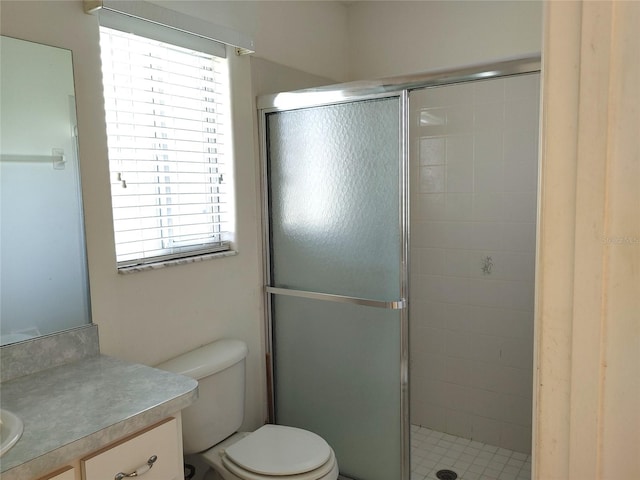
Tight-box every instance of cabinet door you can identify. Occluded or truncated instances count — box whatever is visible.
[37,466,76,480]
[82,418,182,480]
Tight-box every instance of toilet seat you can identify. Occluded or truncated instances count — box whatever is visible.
[225,425,331,475]
[217,425,338,480]
[222,449,337,480]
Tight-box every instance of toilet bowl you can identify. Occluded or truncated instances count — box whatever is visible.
[157,339,339,480]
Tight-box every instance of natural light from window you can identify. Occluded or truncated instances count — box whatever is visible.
[99,27,233,268]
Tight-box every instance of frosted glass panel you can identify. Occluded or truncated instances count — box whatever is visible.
[267,98,401,300]
[266,96,405,480]
[273,295,401,480]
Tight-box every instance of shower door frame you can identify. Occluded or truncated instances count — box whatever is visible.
[259,90,411,480]
[257,54,540,480]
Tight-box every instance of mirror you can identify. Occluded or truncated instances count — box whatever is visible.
[0,36,91,346]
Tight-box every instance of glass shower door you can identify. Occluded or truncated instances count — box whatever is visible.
[263,95,408,480]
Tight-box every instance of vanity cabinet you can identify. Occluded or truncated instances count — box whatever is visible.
[33,418,183,480]
[29,417,183,480]
[81,418,182,480]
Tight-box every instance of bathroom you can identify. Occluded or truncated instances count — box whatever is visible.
[0,1,637,480]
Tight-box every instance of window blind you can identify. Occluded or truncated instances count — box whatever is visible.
[100,27,233,267]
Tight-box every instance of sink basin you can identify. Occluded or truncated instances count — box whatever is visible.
[0,409,23,457]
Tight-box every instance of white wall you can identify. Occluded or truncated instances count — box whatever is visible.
[150,0,349,83]
[250,56,333,96]
[347,1,542,80]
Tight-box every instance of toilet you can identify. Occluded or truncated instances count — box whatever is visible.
[157,339,339,480]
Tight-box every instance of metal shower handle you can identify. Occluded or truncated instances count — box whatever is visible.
[266,286,406,310]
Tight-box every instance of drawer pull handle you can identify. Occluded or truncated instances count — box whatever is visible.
[115,455,158,480]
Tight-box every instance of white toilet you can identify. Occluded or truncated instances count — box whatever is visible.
[157,339,339,480]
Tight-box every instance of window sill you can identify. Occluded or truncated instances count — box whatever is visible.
[117,250,238,274]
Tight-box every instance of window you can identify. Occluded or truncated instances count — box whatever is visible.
[99,27,233,268]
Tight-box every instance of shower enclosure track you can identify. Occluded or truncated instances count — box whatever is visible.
[257,55,540,111]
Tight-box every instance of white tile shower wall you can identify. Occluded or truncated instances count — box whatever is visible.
[409,74,540,454]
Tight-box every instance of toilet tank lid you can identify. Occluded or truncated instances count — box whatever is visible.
[156,339,248,380]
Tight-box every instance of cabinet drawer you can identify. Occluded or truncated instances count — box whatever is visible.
[82,418,182,480]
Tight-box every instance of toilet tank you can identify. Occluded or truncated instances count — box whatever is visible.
[157,339,248,455]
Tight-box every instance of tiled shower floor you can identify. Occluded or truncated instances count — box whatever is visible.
[411,425,532,480]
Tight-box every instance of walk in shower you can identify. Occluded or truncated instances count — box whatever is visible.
[258,57,540,480]
[409,72,538,480]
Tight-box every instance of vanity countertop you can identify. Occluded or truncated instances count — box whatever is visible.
[0,354,198,480]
